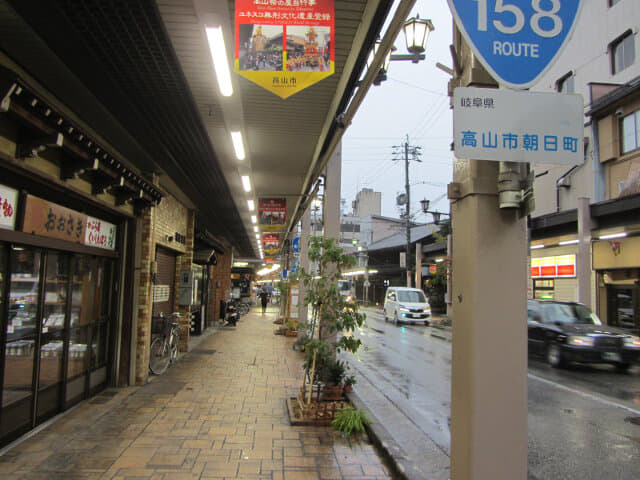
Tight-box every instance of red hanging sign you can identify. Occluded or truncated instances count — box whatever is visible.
[259,198,286,232]
[235,0,335,98]
[263,233,280,255]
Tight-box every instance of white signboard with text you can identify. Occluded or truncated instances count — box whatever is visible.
[0,184,18,230]
[85,216,117,250]
[453,87,583,164]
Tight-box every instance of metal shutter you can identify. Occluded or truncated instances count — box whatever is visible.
[153,246,176,317]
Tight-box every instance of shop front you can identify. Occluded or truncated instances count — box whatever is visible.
[0,189,125,445]
[189,249,216,335]
[529,252,578,301]
[593,235,640,332]
[0,68,162,446]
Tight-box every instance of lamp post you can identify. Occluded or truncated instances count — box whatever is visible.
[420,198,450,225]
[368,15,434,86]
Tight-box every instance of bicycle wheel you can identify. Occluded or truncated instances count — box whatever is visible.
[169,332,179,363]
[149,337,170,375]
[239,303,249,315]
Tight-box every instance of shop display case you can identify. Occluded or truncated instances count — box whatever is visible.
[7,274,39,341]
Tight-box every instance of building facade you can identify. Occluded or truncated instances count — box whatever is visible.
[0,61,233,446]
[528,0,640,332]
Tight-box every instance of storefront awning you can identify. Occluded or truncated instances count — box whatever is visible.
[193,249,217,265]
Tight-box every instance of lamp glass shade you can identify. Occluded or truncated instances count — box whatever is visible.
[403,16,433,54]
[420,199,430,213]
[432,212,441,224]
[383,46,392,72]
[366,42,377,70]
[367,40,392,73]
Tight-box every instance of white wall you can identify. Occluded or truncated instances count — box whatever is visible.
[530,0,640,215]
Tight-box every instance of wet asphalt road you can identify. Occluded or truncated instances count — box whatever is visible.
[343,307,640,480]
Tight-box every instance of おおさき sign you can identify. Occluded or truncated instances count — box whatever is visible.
[453,87,583,164]
[448,0,582,89]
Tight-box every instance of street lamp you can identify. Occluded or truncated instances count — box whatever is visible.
[420,198,450,225]
[402,15,434,57]
[369,15,434,85]
[367,41,394,85]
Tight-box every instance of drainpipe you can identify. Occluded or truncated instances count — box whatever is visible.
[555,165,579,212]
[591,120,605,202]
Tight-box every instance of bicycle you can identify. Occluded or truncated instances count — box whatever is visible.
[149,312,182,375]
[229,298,250,316]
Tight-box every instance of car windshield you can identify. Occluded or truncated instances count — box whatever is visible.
[397,290,426,303]
[540,302,602,325]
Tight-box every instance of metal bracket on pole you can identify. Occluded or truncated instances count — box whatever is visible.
[497,161,522,209]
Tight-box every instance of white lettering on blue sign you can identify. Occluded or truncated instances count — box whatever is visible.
[448,0,582,88]
[492,41,539,58]
[459,131,578,154]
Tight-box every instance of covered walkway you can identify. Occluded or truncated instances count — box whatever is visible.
[0,308,391,480]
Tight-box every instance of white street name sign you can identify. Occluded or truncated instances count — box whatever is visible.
[453,87,583,164]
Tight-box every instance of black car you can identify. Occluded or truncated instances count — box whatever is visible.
[527,300,640,372]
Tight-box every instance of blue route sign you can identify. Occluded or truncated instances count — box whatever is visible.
[292,236,300,253]
[448,0,582,89]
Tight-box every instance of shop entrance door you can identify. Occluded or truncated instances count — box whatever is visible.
[1,245,39,441]
[607,285,639,332]
[1,245,116,445]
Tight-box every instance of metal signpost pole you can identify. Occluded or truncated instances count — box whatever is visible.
[446,2,583,477]
[448,30,528,478]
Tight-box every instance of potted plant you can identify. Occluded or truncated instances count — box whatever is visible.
[331,405,370,438]
[343,375,356,393]
[284,320,298,337]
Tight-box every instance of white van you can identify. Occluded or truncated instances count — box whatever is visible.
[383,287,431,325]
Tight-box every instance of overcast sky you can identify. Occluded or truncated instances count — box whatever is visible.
[341,0,453,220]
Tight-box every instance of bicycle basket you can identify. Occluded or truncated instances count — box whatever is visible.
[151,316,170,335]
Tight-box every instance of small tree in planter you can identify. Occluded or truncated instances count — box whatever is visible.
[299,237,365,409]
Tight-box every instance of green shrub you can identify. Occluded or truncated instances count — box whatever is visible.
[331,406,370,436]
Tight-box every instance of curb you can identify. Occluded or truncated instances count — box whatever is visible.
[347,390,424,480]
[430,331,451,342]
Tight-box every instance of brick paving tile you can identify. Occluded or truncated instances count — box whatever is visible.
[0,311,393,480]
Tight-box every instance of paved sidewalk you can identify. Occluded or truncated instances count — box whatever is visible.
[0,308,392,480]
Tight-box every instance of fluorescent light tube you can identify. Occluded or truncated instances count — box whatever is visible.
[205,26,233,97]
[599,232,626,240]
[530,244,545,250]
[251,215,257,224]
[247,199,255,211]
[559,240,579,245]
[253,226,258,233]
[230,131,245,160]
[241,175,251,192]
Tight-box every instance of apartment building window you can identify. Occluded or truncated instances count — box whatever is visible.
[556,72,575,93]
[621,110,640,153]
[610,30,635,74]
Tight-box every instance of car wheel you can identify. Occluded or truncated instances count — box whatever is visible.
[615,362,631,373]
[393,313,399,326]
[546,343,566,369]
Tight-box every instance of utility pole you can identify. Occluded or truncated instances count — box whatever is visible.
[394,135,421,287]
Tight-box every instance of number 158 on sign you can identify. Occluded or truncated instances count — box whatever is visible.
[448,0,582,88]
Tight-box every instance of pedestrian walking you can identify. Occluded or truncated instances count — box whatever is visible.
[259,288,269,314]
